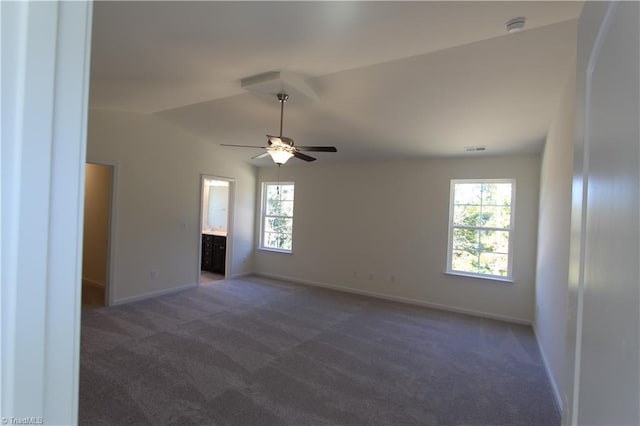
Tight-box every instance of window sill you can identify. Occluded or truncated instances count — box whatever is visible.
[258,247,293,255]
[445,271,514,284]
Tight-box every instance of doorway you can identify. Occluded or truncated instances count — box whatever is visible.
[199,175,234,284]
[81,163,114,308]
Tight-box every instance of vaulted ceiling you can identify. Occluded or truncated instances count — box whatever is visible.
[90,1,582,165]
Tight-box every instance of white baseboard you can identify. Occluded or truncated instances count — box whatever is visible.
[253,272,531,326]
[112,282,198,306]
[82,277,105,288]
[533,324,564,414]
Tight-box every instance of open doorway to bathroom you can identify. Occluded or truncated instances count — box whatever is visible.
[199,176,233,284]
[81,163,114,308]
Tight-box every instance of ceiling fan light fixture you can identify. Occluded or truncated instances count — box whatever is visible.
[267,146,294,165]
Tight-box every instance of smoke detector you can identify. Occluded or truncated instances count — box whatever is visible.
[506,17,526,33]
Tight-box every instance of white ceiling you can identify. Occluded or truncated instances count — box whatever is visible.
[90,1,582,165]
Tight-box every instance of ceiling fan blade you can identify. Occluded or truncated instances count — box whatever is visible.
[293,151,316,162]
[295,146,337,152]
[251,152,270,160]
[220,144,267,149]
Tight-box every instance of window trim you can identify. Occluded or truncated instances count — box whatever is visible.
[446,178,516,281]
[259,181,295,253]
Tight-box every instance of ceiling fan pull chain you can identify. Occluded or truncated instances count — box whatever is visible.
[277,164,281,195]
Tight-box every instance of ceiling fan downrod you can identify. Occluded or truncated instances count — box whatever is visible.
[277,93,288,138]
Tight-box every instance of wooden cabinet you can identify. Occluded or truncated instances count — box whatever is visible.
[211,235,226,273]
[201,234,226,274]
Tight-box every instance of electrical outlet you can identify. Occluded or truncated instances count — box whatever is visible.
[352,271,358,279]
[150,271,157,280]
[368,272,375,281]
[390,275,396,283]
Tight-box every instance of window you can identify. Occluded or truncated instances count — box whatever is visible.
[260,182,295,252]
[447,179,515,280]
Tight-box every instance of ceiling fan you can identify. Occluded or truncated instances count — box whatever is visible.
[221,93,337,165]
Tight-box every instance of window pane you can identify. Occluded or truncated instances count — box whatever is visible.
[265,199,280,216]
[454,183,482,205]
[266,184,279,199]
[279,200,294,216]
[479,230,509,254]
[264,232,276,248]
[264,232,292,250]
[265,217,293,234]
[453,228,479,252]
[478,252,509,277]
[266,184,294,200]
[266,199,294,217]
[279,185,295,201]
[482,183,512,206]
[453,205,493,227]
[458,206,492,227]
[451,250,478,274]
[495,183,513,206]
[454,205,477,226]
[482,206,511,228]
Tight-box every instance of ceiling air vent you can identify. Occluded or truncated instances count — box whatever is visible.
[465,146,487,152]
[506,17,526,33]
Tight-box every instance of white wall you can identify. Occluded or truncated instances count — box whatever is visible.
[87,109,256,303]
[255,155,540,323]
[534,66,576,412]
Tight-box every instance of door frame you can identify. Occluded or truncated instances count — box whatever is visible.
[85,160,118,306]
[198,174,235,281]
[2,2,93,421]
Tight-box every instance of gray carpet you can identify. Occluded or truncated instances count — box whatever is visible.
[79,276,560,425]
